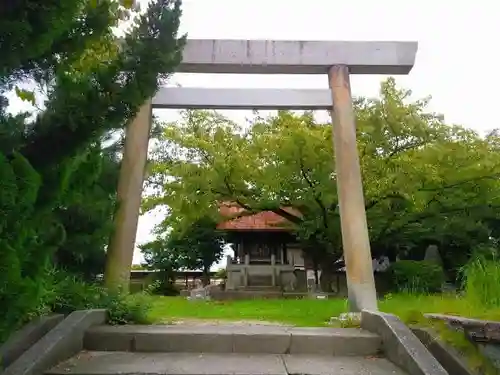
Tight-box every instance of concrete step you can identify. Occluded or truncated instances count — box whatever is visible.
[84,325,381,356]
[46,351,408,375]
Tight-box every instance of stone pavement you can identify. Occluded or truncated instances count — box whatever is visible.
[6,310,449,375]
[82,324,382,355]
[47,351,407,375]
[38,322,414,375]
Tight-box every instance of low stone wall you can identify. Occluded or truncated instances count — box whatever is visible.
[0,314,64,370]
[412,328,472,375]
[361,310,448,375]
[197,289,346,301]
[177,271,391,301]
[210,290,284,300]
[3,309,106,375]
[423,313,500,374]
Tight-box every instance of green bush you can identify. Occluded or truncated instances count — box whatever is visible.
[0,269,55,343]
[462,254,500,308]
[149,279,180,296]
[100,289,154,325]
[388,260,445,293]
[50,271,154,325]
[1,270,154,343]
[215,268,227,280]
[49,272,102,314]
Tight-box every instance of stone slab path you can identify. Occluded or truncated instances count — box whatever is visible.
[47,351,407,375]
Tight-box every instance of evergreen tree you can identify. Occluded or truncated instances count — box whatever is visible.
[0,0,185,340]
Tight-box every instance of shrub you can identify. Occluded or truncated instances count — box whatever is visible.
[100,288,154,325]
[49,272,103,314]
[0,267,55,343]
[50,271,154,325]
[149,279,180,296]
[1,271,155,343]
[215,268,227,280]
[388,260,445,294]
[462,254,500,308]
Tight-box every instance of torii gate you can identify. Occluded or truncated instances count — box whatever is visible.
[105,39,418,312]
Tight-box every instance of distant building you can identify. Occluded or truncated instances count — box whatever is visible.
[217,202,307,291]
[217,202,392,293]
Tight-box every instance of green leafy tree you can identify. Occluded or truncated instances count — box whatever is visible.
[53,141,120,280]
[144,79,500,281]
[0,0,185,340]
[140,237,181,295]
[144,217,225,286]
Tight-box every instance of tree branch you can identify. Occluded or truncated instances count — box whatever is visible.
[420,172,500,192]
[387,203,500,236]
[387,139,428,159]
[365,192,407,211]
[298,151,329,229]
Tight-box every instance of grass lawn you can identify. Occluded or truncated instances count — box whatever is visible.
[145,258,500,375]
[148,293,500,327]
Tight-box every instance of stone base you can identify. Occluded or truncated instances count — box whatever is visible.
[329,313,361,326]
[188,287,210,301]
[309,292,329,300]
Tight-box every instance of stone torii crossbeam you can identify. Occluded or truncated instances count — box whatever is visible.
[105,39,418,312]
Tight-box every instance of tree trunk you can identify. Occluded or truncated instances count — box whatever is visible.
[202,266,210,286]
[313,259,319,290]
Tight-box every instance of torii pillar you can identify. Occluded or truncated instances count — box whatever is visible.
[105,100,152,290]
[106,39,418,311]
[328,65,377,311]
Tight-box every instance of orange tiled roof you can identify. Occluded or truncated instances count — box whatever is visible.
[216,202,300,231]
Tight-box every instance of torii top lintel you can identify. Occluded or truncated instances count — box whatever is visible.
[178,39,418,75]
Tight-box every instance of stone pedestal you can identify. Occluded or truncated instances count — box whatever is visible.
[188,287,210,301]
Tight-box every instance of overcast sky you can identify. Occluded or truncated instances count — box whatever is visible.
[7,0,500,265]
